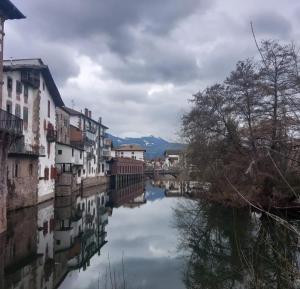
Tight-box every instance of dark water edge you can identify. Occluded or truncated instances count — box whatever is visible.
[1,180,300,289]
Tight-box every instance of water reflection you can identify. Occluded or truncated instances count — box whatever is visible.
[1,180,300,289]
[174,199,300,289]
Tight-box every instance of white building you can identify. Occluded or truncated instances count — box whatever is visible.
[114,144,146,161]
[163,149,183,168]
[2,58,64,202]
[62,107,110,180]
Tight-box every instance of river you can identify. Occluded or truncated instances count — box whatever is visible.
[1,180,300,289]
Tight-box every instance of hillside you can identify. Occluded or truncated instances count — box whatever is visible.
[107,134,185,159]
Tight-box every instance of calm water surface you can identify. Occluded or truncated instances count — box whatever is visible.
[1,180,300,289]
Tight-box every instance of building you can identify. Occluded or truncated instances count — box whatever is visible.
[3,59,64,204]
[61,107,110,189]
[55,107,84,195]
[163,149,184,168]
[0,0,25,109]
[0,0,24,234]
[113,144,145,161]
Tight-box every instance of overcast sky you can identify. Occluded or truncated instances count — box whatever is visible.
[4,0,300,141]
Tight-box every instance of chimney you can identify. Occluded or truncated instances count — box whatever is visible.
[89,110,92,118]
[84,108,88,117]
[99,117,102,125]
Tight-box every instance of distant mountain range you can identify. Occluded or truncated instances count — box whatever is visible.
[107,134,185,159]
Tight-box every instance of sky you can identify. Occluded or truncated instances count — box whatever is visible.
[4,0,300,141]
[60,184,186,289]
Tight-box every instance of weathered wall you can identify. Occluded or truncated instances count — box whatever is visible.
[38,81,56,202]
[7,156,38,210]
[82,175,109,189]
[56,107,70,144]
[0,133,10,234]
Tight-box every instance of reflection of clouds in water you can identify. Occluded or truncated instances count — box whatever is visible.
[59,185,184,289]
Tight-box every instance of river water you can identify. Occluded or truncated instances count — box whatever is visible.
[1,180,300,289]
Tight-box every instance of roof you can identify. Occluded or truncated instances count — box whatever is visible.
[3,58,64,107]
[0,0,25,20]
[62,106,109,129]
[164,149,183,156]
[115,144,146,152]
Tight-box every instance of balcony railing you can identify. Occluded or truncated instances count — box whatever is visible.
[9,141,45,156]
[0,109,23,136]
[104,138,111,147]
[21,70,40,89]
[86,151,94,160]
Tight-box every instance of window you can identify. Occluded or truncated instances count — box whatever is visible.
[24,85,28,103]
[16,80,22,94]
[58,149,62,155]
[102,164,104,172]
[29,163,33,176]
[7,77,12,91]
[15,164,18,177]
[6,101,12,113]
[23,107,28,130]
[80,151,82,159]
[43,81,45,91]
[72,148,74,157]
[43,221,48,236]
[15,104,21,118]
[44,167,49,180]
[47,100,50,118]
[47,142,50,158]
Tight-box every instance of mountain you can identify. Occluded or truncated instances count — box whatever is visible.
[107,134,185,159]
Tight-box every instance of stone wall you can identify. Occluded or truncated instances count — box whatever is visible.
[0,133,10,234]
[82,175,109,189]
[56,107,70,144]
[7,156,38,211]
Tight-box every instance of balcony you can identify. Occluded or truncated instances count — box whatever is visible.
[0,108,23,136]
[86,151,94,161]
[46,129,57,142]
[9,140,45,157]
[104,138,111,147]
[21,70,40,89]
[101,149,111,161]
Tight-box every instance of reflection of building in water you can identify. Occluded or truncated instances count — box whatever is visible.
[2,207,39,289]
[109,181,146,209]
[1,188,109,289]
[37,201,55,289]
[53,188,109,287]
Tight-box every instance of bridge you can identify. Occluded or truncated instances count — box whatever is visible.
[144,167,181,178]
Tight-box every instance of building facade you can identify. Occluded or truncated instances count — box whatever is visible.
[62,107,110,188]
[0,0,24,233]
[3,59,64,204]
[114,144,145,161]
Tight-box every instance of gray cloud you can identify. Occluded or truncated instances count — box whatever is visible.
[251,11,292,39]
[4,0,299,140]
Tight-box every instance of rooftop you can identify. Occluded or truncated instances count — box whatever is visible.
[4,58,64,107]
[164,149,183,156]
[62,106,109,129]
[0,0,25,20]
[115,144,146,152]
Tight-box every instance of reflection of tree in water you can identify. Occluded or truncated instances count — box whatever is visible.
[174,200,300,289]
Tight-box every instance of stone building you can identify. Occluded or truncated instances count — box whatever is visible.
[0,0,24,234]
[3,59,64,205]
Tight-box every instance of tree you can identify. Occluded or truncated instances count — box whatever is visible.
[183,40,300,205]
